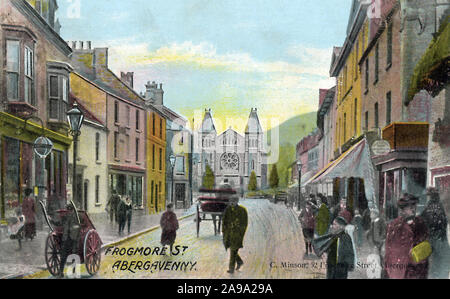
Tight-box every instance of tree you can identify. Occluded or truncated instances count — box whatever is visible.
[269,164,279,189]
[248,171,257,191]
[202,164,215,189]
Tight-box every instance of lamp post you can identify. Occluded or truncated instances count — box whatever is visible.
[67,104,84,210]
[297,160,303,211]
[169,154,176,208]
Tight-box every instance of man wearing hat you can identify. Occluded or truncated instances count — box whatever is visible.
[420,187,450,279]
[384,193,430,279]
[222,195,248,274]
[325,215,355,279]
[299,200,316,257]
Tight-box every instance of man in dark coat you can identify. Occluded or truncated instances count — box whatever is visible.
[117,196,127,235]
[222,195,248,274]
[107,189,120,223]
[385,193,430,279]
[59,202,80,278]
[420,187,450,279]
[316,196,330,237]
[21,188,36,240]
[325,216,355,279]
[160,203,179,254]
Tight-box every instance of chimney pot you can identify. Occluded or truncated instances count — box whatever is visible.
[71,41,77,49]
[87,41,92,49]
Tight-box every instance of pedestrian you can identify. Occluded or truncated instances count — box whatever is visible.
[299,201,315,257]
[337,198,353,224]
[107,189,120,223]
[420,187,450,279]
[325,216,355,279]
[222,195,248,274]
[59,202,80,278]
[352,209,364,250]
[384,193,430,279]
[124,196,133,234]
[160,203,179,254]
[366,210,386,279]
[22,188,36,241]
[117,195,127,235]
[316,196,330,236]
[8,208,25,250]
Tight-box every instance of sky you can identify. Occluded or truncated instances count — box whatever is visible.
[56,0,353,133]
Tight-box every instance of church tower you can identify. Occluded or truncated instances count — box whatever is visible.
[244,108,267,190]
[199,109,217,185]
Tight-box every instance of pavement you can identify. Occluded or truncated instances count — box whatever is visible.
[0,206,195,279]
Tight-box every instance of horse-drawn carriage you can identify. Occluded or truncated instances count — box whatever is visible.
[39,200,102,277]
[195,183,237,237]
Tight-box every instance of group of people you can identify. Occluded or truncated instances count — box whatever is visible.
[298,188,449,279]
[107,189,133,235]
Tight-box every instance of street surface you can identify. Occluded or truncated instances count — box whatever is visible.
[27,198,326,279]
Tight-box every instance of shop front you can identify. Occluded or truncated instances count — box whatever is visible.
[0,112,71,224]
[372,122,429,221]
[109,166,144,209]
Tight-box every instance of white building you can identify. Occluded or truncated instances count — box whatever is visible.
[194,108,268,192]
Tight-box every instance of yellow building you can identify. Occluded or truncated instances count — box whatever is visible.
[146,110,167,214]
[330,1,369,157]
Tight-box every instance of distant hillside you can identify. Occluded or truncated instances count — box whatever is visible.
[264,111,318,188]
[265,111,317,147]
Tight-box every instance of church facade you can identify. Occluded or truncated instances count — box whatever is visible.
[194,108,268,193]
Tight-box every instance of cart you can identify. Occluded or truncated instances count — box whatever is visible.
[39,200,102,277]
[195,186,236,237]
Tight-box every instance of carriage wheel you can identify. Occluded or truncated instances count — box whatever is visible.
[83,230,102,276]
[196,205,201,237]
[45,234,61,277]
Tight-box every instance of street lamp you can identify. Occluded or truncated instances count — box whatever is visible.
[297,160,303,211]
[67,104,84,210]
[169,154,176,208]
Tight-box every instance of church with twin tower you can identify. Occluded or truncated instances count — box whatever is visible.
[195,108,268,193]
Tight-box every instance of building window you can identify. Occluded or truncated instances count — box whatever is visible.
[24,46,34,104]
[365,58,369,91]
[374,102,379,129]
[136,109,140,130]
[374,43,379,84]
[152,113,156,135]
[6,40,20,101]
[114,132,119,159]
[48,74,68,121]
[126,106,130,127]
[160,118,163,138]
[136,138,140,162]
[95,175,100,204]
[343,113,347,142]
[354,98,358,135]
[126,135,130,159]
[152,144,155,169]
[95,133,100,161]
[365,111,369,131]
[176,156,185,173]
[386,91,392,125]
[158,147,162,170]
[114,101,119,123]
[387,22,393,67]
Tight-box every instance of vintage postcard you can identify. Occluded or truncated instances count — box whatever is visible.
[0,0,448,287]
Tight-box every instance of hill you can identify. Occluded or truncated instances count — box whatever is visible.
[264,111,318,188]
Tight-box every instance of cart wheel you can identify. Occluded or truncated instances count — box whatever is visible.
[83,229,102,276]
[196,205,200,237]
[45,234,61,277]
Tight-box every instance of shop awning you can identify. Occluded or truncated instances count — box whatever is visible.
[288,170,316,189]
[304,138,378,211]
